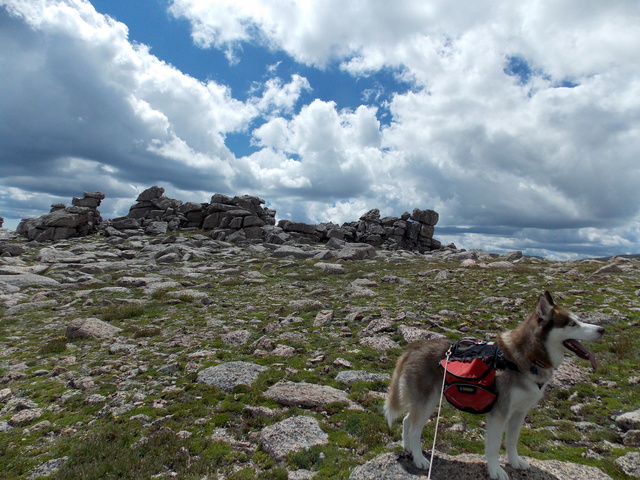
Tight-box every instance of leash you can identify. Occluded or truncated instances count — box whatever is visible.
[427,350,450,479]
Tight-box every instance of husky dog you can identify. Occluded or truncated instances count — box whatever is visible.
[384,291,605,480]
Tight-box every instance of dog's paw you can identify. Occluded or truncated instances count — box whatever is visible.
[509,455,530,470]
[412,453,430,470]
[488,465,510,480]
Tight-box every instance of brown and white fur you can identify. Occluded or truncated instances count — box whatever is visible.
[384,291,605,480]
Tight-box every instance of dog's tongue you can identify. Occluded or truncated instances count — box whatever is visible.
[563,339,597,370]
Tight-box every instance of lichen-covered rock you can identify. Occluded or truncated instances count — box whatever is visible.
[65,318,122,339]
[616,408,640,431]
[260,415,328,460]
[9,408,43,427]
[196,361,267,392]
[264,381,360,409]
[615,452,640,478]
[335,370,390,385]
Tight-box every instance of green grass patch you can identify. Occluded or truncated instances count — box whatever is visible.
[101,302,145,322]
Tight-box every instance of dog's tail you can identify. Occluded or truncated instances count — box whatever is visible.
[384,357,406,427]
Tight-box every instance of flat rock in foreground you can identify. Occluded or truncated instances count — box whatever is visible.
[264,381,362,410]
[260,415,328,460]
[349,452,613,480]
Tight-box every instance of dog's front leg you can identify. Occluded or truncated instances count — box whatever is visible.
[505,410,530,470]
[485,411,509,480]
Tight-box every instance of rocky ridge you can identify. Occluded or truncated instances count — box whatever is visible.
[0,230,638,479]
[13,186,442,253]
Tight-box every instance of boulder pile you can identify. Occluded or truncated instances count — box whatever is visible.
[14,186,442,252]
[105,186,277,242]
[16,192,104,242]
[104,186,441,252]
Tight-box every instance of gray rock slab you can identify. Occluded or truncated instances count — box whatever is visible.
[197,361,267,392]
[360,335,400,351]
[350,452,613,480]
[314,262,345,274]
[264,381,361,410]
[0,274,60,287]
[335,370,390,385]
[4,300,57,316]
[65,318,123,339]
[335,245,377,260]
[221,329,252,346]
[398,325,445,343]
[272,246,319,259]
[0,281,20,294]
[260,415,328,460]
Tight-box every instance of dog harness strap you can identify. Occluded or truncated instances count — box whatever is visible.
[495,346,519,372]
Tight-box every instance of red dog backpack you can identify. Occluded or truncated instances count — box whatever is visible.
[439,339,508,414]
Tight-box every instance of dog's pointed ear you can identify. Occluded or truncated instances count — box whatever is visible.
[543,291,555,305]
[537,292,554,323]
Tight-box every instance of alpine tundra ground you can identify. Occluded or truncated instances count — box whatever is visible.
[0,232,638,479]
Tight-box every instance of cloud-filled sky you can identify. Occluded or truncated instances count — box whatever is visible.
[1,0,639,259]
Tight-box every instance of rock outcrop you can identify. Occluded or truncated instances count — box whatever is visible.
[14,186,442,251]
[103,186,441,252]
[16,192,104,242]
[105,187,277,242]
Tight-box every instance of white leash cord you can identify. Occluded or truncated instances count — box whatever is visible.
[427,352,450,480]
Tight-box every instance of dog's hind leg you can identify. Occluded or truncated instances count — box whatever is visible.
[402,395,438,470]
[505,410,530,470]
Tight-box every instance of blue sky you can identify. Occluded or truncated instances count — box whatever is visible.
[1,0,639,259]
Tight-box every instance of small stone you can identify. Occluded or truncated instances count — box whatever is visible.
[314,262,345,274]
[623,430,640,447]
[487,261,514,269]
[158,363,181,374]
[221,329,251,346]
[617,408,640,431]
[398,325,445,343]
[288,299,323,311]
[28,457,69,480]
[434,270,449,281]
[333,358,353,368]
[272,344,296,357]
[9,408,43,427]
[109,343,136,354]
[360,335,400,351]
[313,309,334,326]
[85,394,106,404]
[359,318,393,336]
[68,376,96,391]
